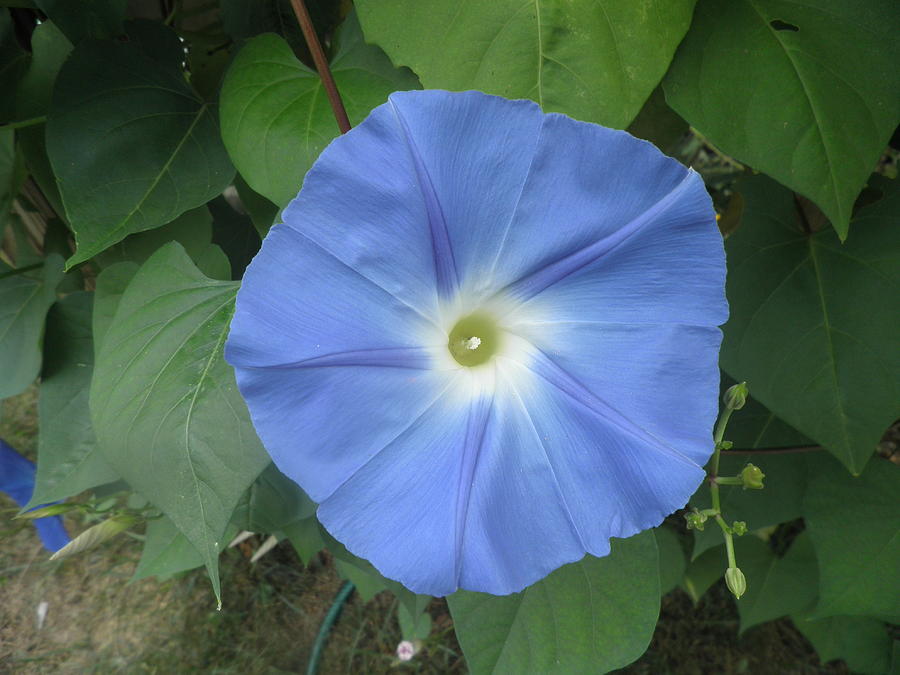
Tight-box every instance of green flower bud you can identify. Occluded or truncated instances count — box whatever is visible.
[732,521,748,536]
[740,463,765,490]
[723,382,749,410]
[725,566,747,599]
[684,509,708,531]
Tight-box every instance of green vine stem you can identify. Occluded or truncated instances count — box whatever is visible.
[686,382,757,599]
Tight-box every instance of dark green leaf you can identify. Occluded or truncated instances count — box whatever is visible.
[626,86,688,156]
[0,254,63,398]
[720,175,900,473]
[219,10,420,207]
[654,526,687,595]
[448,532,659,674]
[691,451,807,559]
[232,463,316,535]
[803,455,900,621]
[94,205,217,270]
[734,533,818,634]
[793,615,891,675]
[220,0,305,54]
[121,19,184,70]
[680,544,725,604]
[90,242,268,604]
[47,38,234,267]
[357,0,695,129]
[208,195,261,279]
[721,375,813,450]
[193,244,231,281]
[13,19,70,120]
[398,595,432,641]
[664,0,900,238]
[234,174,278,238]
[28,292,117,506]
[13,20,71,219]
[0,9,29,123]
[282,516,323,565]
[0,127,25,231]
[34,0,126,43]
[133,515,206,582]
[91,261,137,354]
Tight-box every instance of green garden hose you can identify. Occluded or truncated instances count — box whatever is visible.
[306,580,355,675]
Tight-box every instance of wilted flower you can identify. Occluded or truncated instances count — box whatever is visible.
[0,438,70,552]
[227,90,727,596]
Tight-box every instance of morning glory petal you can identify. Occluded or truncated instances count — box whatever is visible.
[235,366,458,504]
[228,89,728,597]
[226,224,438,370]
[279,94,471,315]
[506,169,728,326]
[478,110,691,297]
[509,322,722,467]
[455,356,705,594]
[317,373,482,596]
[384,91,544,295]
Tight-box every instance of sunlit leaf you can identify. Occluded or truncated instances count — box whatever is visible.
[357,0,696,129]
[219,10,419,207]
[448,532,658,673]
[90,242,268,604]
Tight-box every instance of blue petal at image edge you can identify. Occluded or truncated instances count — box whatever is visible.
[0,439,70,552]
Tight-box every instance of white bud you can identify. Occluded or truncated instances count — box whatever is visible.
[396,640,417,661]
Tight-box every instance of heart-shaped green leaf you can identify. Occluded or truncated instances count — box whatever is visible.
[219,11,420,208]
[48,27,234,267]
[356,0,696,129]
[664,0,900,238]
[721,175,900,473]
[448,532,659,674]
[90,242,268,605]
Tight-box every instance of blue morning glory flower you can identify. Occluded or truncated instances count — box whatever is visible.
[226,90,727,596]
[1,438,70,552]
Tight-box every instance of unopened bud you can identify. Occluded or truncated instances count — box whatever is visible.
[725,567,747,599]
[396,640,418,662]
[740,463,765,490]
[723,382,749,410]
[732,521,748,536]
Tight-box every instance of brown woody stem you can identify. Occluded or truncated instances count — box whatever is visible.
[289,0,352,134]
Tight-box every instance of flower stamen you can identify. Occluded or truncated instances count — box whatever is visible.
[448,313,500,367]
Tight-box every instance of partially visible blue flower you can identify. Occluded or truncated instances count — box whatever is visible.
[0,438,70,552]
[226,90,727,596]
